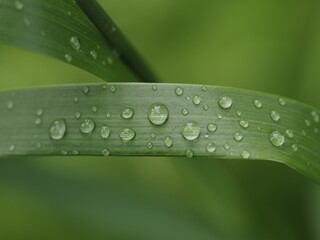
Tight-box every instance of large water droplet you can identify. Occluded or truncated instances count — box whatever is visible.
[49,119,66,140]
[218,96,233,109]
[69,36,81,51]
[269,131,285,147]
[270,110,280,122]
[119,128,136,142]
[148,103,169,126]
[121,108,134,119]
[193,96,201,105]
[239,120,249,129]
[233,132,243,141]
[207,123,217,132]
[79,119,95,134]
[175,87,184,96]
[241,150,250,159]
[100,125,111,139]
[206,143,216,153]
[182,121,201,141]
[164,136,173,148]
[186,149,194,158]
[253,99,262,109]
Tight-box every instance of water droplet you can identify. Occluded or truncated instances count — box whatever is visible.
[164,136,173,148]
[269,131,285,147]
[147,142,153,149]
[119,128,135,142]
[90,49,98,59]
[186,149,194,158]
[241,150,250,159]
[218,96,233,109]
[79,119,95,134]
[203,104,209,110]
[110,85,116,93]
[201,86,208,92]
[82,86,90,94]
[9,144,15,152]
[91,106,98,113]
[69,36,81,51]
[73,96,79,103]
[106,112,111,118]
[311,111,319,123]
[292,144,298,152]
[23,17,31,27]
[148,103,169,126]
[14,1,24,10]
[6,100,14,110]
[204,133,209,138]
[285,129,294,139]
[181,108,189,116]
[193,96,201,105]
[72,150,79,155]
[152,85,157,91]
[107,56,113,65]
[75,111,82,119]
[36,142,42,149]
[121,108,134,119]
[49,119,66,140]
[233,132,243,141]
[35,117,42,125]
[314,128,319,134]
[253,99,262,109]
[278,98,286,106]
[150,133,156,139]
[236,111,242,117]
[206,143,216,153]
[217,114,223,119]
[302,130,306,136]
[182,121,201,141]
[36,108,44,116]
[186,96,191,101]
[64,54,72,62]
[270,110,280,122]
[61,150,68,156]
[224,144,230,150]
[239,120,249,129]
[305,119,311,127]
[175,87,184,96]
[207,123,217,132]
[102,148,110,156]
[100,125,111,139]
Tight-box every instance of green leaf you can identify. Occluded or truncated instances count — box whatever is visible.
[0,0,138,82]
[1,83,319,183]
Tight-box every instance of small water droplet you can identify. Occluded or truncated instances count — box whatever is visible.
[147,142,153,149]
[35,117,42,125]
[207,123,217,132]
[253,99,262,109]
[239,120,249,129]
[241,150,250,159]
[100,125,111,139]
[236,111,242,117]
[73,96,79,103]
[233,132,243,141]
[186,96,191,101]
[314,128,319,134]
[192,96,201,105]
[218,96,233,109]
[152,85,157,91]
[302,130,306,136]
[119,128,136,142]
[201,86,208,92]
[203,104,209,110]
[224,144,230,150]
[121,108,134,119]
[6,100,14,110]
[64,54,72,62]
[311,111,319,123]
[270,110,280,122]
[278,98,286,106]
[102,148,110,156]
[106,112,111,118]
[186,149,194,158]
[175,87,184,96]
[217,114,223,119]
[206,143,216,153]
[91,106,98,113]
[14,1,24,10]
[164,136,173,148]
[61,150,68,156]
[182,121,201,141]
[69,36,81,51]
[90,49,98,59]
[107,56,113,65]
[285,129,294,139]
[36,142,42,149]
[79,119,95,134]
[49,119,67,140]
[269,131,285,147]
[181,108,189,116]
[75,111,82,119]
[150,133,156,139]
[82,86,90,94]
[110,85,116,93]
[204,133,209,138]
[36,108,44,116]
[305,119,311,127]
[292,144,298,152]
[23,17,31,27]
[9,144,15,152]
[148,103,169,126]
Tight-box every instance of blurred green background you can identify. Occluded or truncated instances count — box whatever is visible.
[1,0,320,239]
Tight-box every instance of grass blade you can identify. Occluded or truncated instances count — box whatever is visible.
[0,0,138,82]
[0,83,319,183]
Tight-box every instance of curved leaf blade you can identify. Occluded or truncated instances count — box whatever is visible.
[0,0,138,82]
[0,83,319,183]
